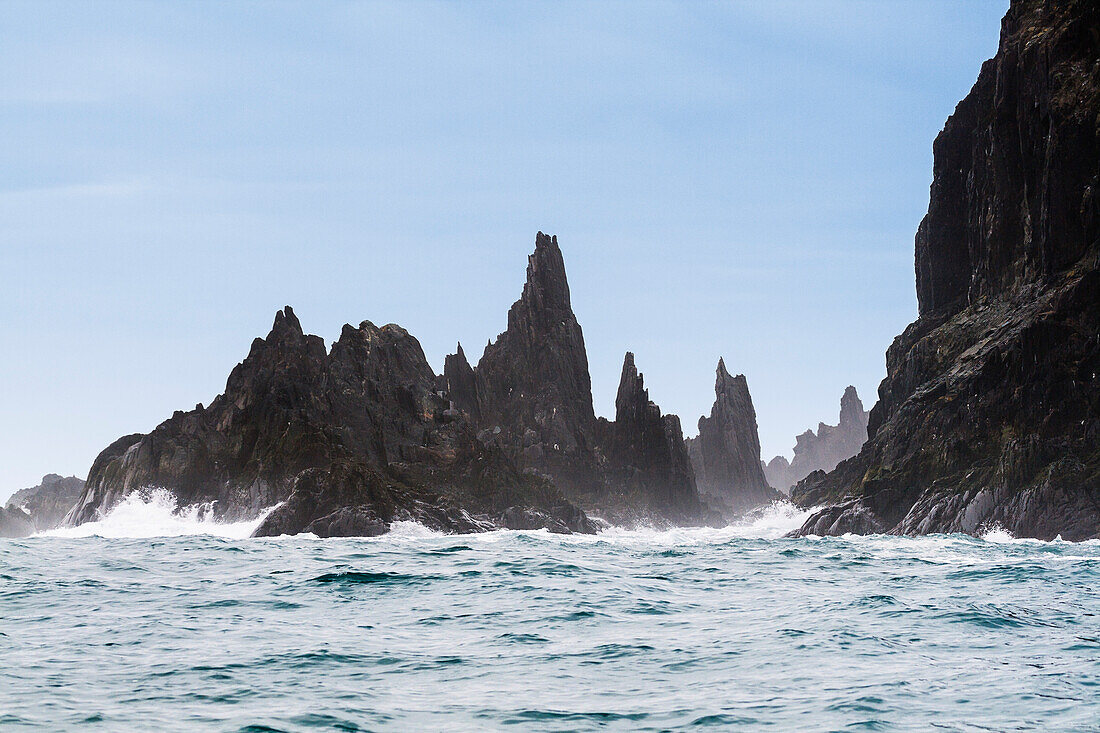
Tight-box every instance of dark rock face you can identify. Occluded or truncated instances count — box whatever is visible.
[593,353,702,518]
[68,231,713,535]
[6,474,85,533]
[469,232,602,496]
[764,387,870,491]
[67,306,597,537]
[446,233,712,523]
[686,360,780,513]
[793,0,1100,540]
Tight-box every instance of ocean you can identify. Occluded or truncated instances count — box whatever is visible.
[2,492,1098,731]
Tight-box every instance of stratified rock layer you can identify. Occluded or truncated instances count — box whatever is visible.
[764,387,869,491]
[686,360,780,513]
[793,0,1100,540]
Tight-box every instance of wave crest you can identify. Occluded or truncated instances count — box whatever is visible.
[42,489,272,539]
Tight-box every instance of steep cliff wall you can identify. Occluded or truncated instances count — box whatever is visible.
[793,0,1100,540]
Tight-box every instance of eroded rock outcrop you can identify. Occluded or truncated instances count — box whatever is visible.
[468,232,603,497]
[5,474,85,534]
[764,386,870,491]
[0,506,34,538]
[67,306,596,536]
[686,359,780,513]
[445,233,713,523]
[593,353,702,520]
[792,0,1100,540]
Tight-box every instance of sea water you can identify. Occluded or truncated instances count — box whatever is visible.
[2,492,1098,731]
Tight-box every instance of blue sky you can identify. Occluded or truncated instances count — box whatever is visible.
[1,1,1008,498]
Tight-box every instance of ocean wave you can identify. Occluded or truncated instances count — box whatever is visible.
[40,489,274,539]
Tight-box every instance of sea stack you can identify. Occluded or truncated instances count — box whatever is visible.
[793,0,1100,540]
[66,304,598,536]
[686,359,779,513]
[764,386,870,491]
[593,353,700,517]
[468,232,603,496]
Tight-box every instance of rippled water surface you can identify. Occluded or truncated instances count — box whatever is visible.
[2,497,1099,731]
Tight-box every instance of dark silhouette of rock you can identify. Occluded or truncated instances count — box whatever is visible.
[67,306,597,536]
[470,232,603,497]
[686,359,780,513]
[443,343,479,422]
[68,231,715,534]
[593,353,702,519]
[793,0,1100,540]
[447,234,712,524]
[764,386,870,491]
[5,474,85,533]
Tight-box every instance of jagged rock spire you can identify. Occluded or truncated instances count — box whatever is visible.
[686,358,775,512]
[473,232,597,492]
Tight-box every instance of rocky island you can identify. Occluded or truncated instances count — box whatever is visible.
[65,234,749,536]
[793,0,1100,540]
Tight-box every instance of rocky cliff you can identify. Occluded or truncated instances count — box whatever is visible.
[6,474,85,533]
[793,0,1100,540]
[444,233,715,522]
[686,360,780,513]
[66,306,598,536]
[764,386,870,491]
[66,232,717,535]
[593,353,703,520]
[466,232,603,497]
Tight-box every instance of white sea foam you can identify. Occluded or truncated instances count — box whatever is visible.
[41,489,274,539]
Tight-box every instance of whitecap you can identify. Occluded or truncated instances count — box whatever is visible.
[40,489,275,539]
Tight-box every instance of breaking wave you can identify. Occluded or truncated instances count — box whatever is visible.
[41,489,273,539]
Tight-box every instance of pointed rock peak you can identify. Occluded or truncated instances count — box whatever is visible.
[714,358,747,394]
[622,351,637,374]
[446,342,473,373]
[270,306,304,339]
[617,351,643,401]
[523,231,571,312]
[839,385,864,425]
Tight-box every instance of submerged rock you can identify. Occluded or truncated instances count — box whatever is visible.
[793,0,1100,540]
[764,386,870,491]
[686,359,780,513]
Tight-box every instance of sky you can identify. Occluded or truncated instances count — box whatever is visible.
[0,1,1009,499]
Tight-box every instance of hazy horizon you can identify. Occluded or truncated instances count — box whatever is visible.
[1,1,1009,500]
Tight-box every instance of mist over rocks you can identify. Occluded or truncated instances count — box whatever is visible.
[592,352,707,522]
[792,0,1100,540]
[4,474,85,535]
[685,359,780,514]
[764,386,870,492]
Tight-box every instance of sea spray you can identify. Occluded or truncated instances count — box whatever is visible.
[42,489,273,539]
